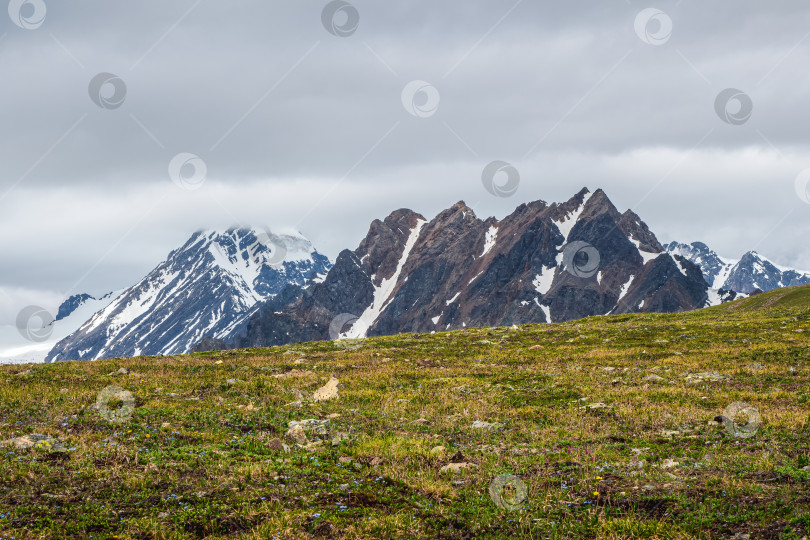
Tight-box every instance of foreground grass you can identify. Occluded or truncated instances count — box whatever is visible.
[1,286,809,539]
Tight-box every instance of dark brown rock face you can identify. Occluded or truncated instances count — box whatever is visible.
[227,188,709,349]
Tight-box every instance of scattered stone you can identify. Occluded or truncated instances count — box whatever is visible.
[312,377,340,402]
[411,418,430,425]
[731,534,751,540]
[331,432,350,446]
[338,483,350,491]
[109,367,129,376]
[610,379,624,386]
[661,458,679,469]
[0,434,65,452]
[285,419,330,446]
[59,388,68,394]
[14,370,33,376]
[440,462,475,474]
[214,360,223,365]
[631,447,650,454]
[644,374,665,382]
[602,367,616,373]
[267,438,290,453]
[161,422,171,429]
[581,402,610,410]
[369,456,384,467]
[642,484,656,491]
[273,369,313,379]
[430,445,446,456]
[158,512,169,519]
[685,371,727,383]
[748,363,764,370]
[528,345,543,350]
[285,424,308,444]
[471,420,504,430]
[303,441,324,451]
[661,430,681,438]
[339,456,354,463]
[225,379,238,385]
[326,413,342,419]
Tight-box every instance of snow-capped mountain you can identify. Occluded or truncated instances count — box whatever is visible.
[664,241,810,294]
[226,188,712,349]
[45,228,331,362]
[0,292,121,364]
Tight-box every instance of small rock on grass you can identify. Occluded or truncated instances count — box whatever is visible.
[0,434,66,452]
[312,377,340,402]
[273,369,313,379]
[581,402,610,410]
[440,462,475,474]
[644,374,665,382]
[267,438,290,453]
[285,419,330,445]
[661,458,679,469]
[471,420,503,430]
[430,445,446,456]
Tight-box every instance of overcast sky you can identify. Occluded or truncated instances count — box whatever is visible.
[1,0,810,325]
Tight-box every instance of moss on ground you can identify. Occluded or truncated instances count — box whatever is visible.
[1,286,809,539]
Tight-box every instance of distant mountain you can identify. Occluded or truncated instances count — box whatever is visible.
[45,228,331,362]
[664,241,810,294]
[0,291,120,364]
[226,188,713,349]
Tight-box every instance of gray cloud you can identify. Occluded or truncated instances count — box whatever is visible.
[1,0,810,324]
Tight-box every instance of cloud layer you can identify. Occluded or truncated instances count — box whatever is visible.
[1,0,810,325]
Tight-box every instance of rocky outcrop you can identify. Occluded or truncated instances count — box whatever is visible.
[227,187,710,348]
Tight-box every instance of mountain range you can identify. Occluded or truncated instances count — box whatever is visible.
[34,187,810,363]
[664,241,810,293]
[44,229,330,362]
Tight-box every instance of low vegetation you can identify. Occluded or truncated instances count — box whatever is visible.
[1,286,809,539]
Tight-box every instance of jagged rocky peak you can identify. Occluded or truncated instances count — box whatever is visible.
[55,293,95,321]
[547,187,593,225]
[224,186,715,352]
[618,209,663,253]
[356,209,425,286]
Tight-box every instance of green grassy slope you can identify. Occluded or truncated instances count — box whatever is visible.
[0,286,808,539]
